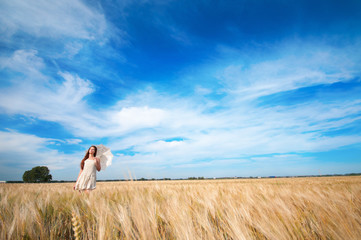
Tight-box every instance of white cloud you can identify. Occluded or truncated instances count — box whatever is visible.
[0,130,81,178]
[108,106,167,132]
[0,0,107,41]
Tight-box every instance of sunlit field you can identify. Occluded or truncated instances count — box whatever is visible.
[1,176,360,239]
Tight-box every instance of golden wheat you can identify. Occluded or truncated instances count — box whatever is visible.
[0,176,360,239]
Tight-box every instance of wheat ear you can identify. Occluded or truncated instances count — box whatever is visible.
[71,211,81,240]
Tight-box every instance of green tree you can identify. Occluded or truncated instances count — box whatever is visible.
[22,166,52,183]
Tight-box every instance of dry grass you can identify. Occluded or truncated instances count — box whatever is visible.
[0,176,360,239]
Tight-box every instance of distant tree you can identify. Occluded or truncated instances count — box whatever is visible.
[22,166,52,183]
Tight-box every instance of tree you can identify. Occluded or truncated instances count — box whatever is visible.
[22,166,52,183]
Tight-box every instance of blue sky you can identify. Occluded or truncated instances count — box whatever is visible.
[0,0,361,181]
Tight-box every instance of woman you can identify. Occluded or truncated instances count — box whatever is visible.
[74,145,101,193]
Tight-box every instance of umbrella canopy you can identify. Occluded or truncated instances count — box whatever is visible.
[95,144,113,170]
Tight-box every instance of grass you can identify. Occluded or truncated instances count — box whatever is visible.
[0,176,360,239]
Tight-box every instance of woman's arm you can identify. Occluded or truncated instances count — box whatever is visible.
[95,157,101,171]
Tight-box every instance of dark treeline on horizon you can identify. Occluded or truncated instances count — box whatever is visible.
[3,173,361,183]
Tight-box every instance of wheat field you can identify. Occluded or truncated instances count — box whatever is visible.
[0,176,360,240]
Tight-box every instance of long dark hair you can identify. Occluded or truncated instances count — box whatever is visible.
[80,145,97,170]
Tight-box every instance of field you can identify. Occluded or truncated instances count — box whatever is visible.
[0,176,360,240]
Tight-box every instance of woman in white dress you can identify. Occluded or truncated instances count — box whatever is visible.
[73,145,101,193]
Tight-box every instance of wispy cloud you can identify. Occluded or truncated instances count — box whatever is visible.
[0,0,107,41]
[216,40,361,101]
[0,50,95,121]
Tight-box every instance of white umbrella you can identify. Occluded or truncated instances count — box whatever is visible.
[96,144,113,170]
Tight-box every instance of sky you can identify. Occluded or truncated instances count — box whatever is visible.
[0,0,361,181]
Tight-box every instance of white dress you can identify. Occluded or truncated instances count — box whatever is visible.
[75,159,97,190]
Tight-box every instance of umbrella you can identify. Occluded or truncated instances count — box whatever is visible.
[96,144,113,170]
